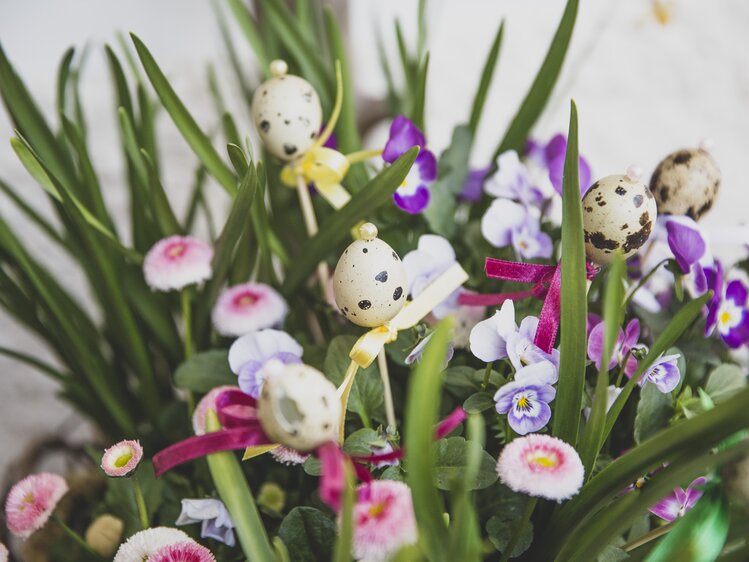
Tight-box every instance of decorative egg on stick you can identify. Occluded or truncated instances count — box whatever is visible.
[582,166,657,265]
[257,360,341,452]
[333,222,408,328]
[649,142,720,221]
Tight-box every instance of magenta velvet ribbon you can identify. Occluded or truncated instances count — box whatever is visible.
[459,258,598,354]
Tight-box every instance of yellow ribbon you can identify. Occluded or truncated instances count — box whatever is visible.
[336,262,469,440]
[280,147,352,209]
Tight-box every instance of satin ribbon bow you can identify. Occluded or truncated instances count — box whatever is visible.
[459,258,598,354]
[280,146,351,209]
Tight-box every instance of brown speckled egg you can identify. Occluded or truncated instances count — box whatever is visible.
[333,223,407,327]
[582,174,657,265]
[251,62,322,161]
[650,148,720,221]
[257,361,341,452]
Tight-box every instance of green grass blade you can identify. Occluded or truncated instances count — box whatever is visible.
[226,0,270,77]
[56,47,75,119]
[0,178,67,248]
[405,318,453,562]
[205,410,275,562]
[551,100,587,445]
[0,345,65,381]
[137,83,159,171]
[130,33,237,195]
[468,21,504,136]
[281,147,418,296]
[332,463,355,562]
[578,252,625,478]
[141,149,182,236]
[410,53,429,132]
[491,0,579,159]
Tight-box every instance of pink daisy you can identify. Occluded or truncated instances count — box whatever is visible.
[192,385,239,435]
[149,541,216,562]
[270,446,310,466]
[348,481,417,562]
[143,235,213,292]
[211,283,288,337]
[496,434,584,502]
[101,440,144,477]
[4,473,68,539]
[113,527,191,562]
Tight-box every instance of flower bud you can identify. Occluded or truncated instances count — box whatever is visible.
[85,514,124,557]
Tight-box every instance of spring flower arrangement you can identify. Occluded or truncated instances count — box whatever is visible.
[2,1,749,560]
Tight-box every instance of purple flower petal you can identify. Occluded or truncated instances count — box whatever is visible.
[460,167,489,202]
[382,115,426,163]
[721,311,749,348]
[415,149,437,182]
[649,494,682,522]
[394,186,430,214]
[548,154,592,197]
[587,322,619,370]
[508,400,551,435]
[725,280,748,307]
[623,319,641,350]
[544,134,568,163]
[666,219,706,273]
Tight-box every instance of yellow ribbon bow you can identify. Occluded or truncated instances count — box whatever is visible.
[280,146,351,209]
[336,262,469,439]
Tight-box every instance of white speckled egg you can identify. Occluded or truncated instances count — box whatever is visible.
[650,148,720,221]
[333,223,407,328]
[257,361,341,452]
[251,63,322,161]
[582,174,657,265]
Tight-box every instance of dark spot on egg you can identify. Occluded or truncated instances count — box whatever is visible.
[284,119,290,125]
[321,396,328,407]
[588,181,601,192]
[260,120,270,132]
[310,132,315,139]
[639,212,650,226]
[585,206,593,212]
[362,248,368,254]
[262,89,268,96]
[615,186,627,196]
[393,287,403,300]
[597,199,607,207]
[622,222,652,253]
[283,143,298,156]
[375,271,388,283]
[322,422,331,430]
[358,300,372,310]
[621,223,629,230]
[672,150,692,165]
[633,195,644,208]
[587,231,620,250]
[392,251,400,261]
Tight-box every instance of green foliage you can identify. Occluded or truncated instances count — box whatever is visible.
[434,437,497,491]
[174,350,234,392]
[278,507,337,562]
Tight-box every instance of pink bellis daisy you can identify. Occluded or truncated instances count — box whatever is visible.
[497,434,584,502]
[143,235,213,292]
[348,481,418,562]
[4,473,68,539]
[113,527,192,562]
[192,385,239,435]
[382,115,437,214]
[270,446,310,466]
[101,440,143,477]
[149,541,216,562]
[649,477,706,522]
[212,283,288,337]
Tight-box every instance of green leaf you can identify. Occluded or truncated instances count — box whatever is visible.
[552,100,587,445]
[404,319,453,562]
[205,410,275,562]
[410,53,429,131]
[277,507,336,562]
[463,392,495,413]
[634,382,674,444]
[434,437,498,491]
[705,363,746,404]
[141,149,183,236]
[130,33,237,194]
[324,336,384,421]
[281,147,418,296]
[579,252,625,476]
[173,350,234,392]
[226,0,270,76]
[0,178,67,249]
[491,0,579,158]
[333,465,355,562]
[487,515,533,559]
[644,486,729,562]
[469,21,505,135]
[342,428,382,457]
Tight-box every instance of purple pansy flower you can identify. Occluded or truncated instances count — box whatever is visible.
[176,498,235,546]
[403,235,463,318]
[587,318,642,376]
[494,365,556,435]
[649,477,706,522]
[484,151,545,208]
[636,353,681,393]
[527,134,592,196]
[382,115,437,214]
[481,198,553,260]
[460,166,489,202]
[228,329,303,398]
[663,216,707,273]
[469,300,559,375]
[702,263,749,348]
[405,333,455,368]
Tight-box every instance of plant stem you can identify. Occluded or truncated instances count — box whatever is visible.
[132,476,150,529]
[623,259,670,308]
[51,513,102,559]
[621,520,676,552]
[294,172,329,298]
[181,288,193,359]
[499,497,537,562]
[377,348,397,431]
[481,362,493,390]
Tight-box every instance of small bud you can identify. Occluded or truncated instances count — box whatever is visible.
[257,482,286,513]
[85,514,124,557]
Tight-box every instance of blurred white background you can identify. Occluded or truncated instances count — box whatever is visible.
[1,0,748,479]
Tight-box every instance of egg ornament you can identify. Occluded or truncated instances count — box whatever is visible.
[257,360,341,452]
[582,169,657,265]
[251,59,323,161]
[333,223,408,328]
[649,146,720,221]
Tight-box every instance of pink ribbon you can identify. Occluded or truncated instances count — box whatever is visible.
[459,258,598,354]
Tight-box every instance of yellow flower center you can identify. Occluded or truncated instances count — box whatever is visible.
[115,451,133,468]
[168,244,186,257]
[526,450,560,469]
[720,310,732,325]
[239,295,256,306]
[368,502,386,518]
[516,396,530,410]
[20,492,34,511]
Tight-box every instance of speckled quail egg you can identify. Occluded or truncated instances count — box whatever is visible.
[257,360,341,452]
[251,59,322,161]
[650,147,720,221]
[582,174,657,265]
[333,223,407,328]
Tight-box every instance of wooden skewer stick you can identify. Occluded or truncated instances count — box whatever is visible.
[377,348,397,432]
[295,172,330,295]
